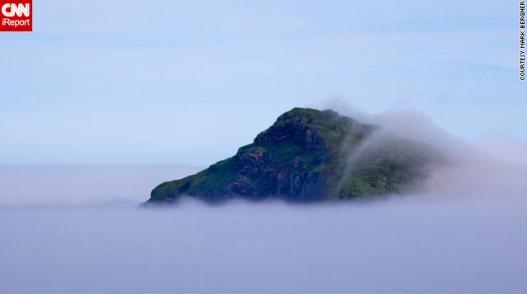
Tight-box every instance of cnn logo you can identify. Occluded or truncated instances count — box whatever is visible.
[0,0,32,32]
[2,3,30,17]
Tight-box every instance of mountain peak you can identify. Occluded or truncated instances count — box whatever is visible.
[254,107,370,150]
[147,108,439,204]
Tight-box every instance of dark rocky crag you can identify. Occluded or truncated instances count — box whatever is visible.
[147,107,441,204]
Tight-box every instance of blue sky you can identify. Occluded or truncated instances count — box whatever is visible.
[0,0,525,165]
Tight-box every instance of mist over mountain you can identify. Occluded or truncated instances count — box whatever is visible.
[148,108,446,204]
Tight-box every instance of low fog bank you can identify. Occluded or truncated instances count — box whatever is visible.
[1,165,526,292]
[1,198,526,292]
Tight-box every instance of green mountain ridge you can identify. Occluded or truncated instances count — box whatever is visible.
[147,107,440,204]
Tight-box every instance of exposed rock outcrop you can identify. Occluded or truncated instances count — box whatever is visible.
[147,107,441,204]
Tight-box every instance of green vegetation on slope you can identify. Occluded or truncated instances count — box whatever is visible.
[149,107,440,204]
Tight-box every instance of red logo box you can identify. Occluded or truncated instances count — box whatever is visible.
[0,0,32,32]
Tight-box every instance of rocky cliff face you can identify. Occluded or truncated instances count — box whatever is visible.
[147,108,439,204]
